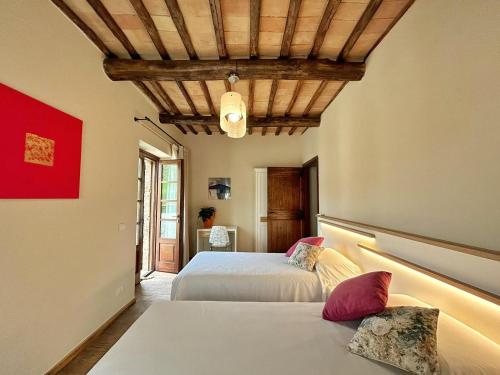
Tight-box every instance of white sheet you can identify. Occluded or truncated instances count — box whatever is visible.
[90,294,500,375]
[171,251,323,302]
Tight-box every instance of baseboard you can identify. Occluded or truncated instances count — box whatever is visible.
[45,297,136,375]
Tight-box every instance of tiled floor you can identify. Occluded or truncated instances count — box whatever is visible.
[59,272,175,374]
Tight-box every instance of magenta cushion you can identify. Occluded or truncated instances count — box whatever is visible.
[285,236,324,257]
[322,271,392,321]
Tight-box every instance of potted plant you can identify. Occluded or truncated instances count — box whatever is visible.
[199,207,216,228]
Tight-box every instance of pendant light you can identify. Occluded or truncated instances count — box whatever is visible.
[220,73,246,138]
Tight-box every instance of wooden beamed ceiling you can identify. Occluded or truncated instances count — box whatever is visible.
[52,0,415,136]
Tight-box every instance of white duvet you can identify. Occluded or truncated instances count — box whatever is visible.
[171,251,324,302]
[90,294,500,375]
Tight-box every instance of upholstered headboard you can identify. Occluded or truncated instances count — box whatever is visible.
[317,215,500,344]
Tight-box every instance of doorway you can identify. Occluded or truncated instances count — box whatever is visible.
[302,156,319,237]
[135,152,184,284]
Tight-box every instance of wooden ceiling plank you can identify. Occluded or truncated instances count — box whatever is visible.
[103,58,365,81]
[250,0,261,58]
[199,81,218,134]
[285,80,303,116]
[176,81,212,135]
[176,81,198,114]
[364,0,415,60]
[51,0,115,57]
[309,0,342,59]
[303,80,328,116]
[164,0,197,59]
[129,0,169,60]
[322,80,348,110]
[133,81,166,112]
[175,80,211,134]
[267,79,278,116]
[209,0,227,59]
[280,0,302,58]
[86,0,140,59]
[159,114,320,128]
[339,0,383,61]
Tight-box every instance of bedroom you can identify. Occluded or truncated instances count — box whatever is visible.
[1,0,499,374]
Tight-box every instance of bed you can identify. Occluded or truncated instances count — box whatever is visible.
[89,294,500,375]
[171,251,325,302]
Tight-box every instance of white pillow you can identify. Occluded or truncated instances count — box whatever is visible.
[315,248,361,300]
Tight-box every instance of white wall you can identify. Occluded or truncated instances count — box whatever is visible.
[186,135,304,254]
[303,0,500,251]
[0,1,184,374]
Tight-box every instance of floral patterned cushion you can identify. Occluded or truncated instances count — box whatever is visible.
[287,242,323,271]
[348,306,440,375]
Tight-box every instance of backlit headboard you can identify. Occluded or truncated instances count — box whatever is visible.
[317,215,500,344]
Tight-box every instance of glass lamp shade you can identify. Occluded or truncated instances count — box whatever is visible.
[226,100,246,138]
[220,91,246,136]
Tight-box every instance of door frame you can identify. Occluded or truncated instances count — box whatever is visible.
[155,159,184,273]
[138,150,160,280]
[302,156,319,237]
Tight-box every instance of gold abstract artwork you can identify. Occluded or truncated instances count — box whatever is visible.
[24,132,55,166]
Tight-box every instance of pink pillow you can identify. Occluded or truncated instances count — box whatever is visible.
[285,236,324,257]
[322,271,392,321]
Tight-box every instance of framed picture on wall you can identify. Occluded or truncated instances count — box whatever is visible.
[208,177,231,200]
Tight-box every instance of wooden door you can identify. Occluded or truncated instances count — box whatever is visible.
[135,157,146,284]
[156,160,183,273]
[267,167,304,252]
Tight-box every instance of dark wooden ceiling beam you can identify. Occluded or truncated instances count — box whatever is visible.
[164,0,197,59]
[267,80,278,116]
[285,80,303,115]
[87,0,140,59]
[174,81,202,134]
[303,80,328,116]
[103,58,365,81]
[248,80,254,135]
[159,114,320,128]
[339,0,383,61]
[52,0,115,57]
[198,81,218,135]
[130,0,169,59]
[288,127,297,135]
[275,127,282,136]
[250,0,261,58]
[150,81,179,114]
[309,0,341,58]
[208,0,227,59]
[280,0,301,58]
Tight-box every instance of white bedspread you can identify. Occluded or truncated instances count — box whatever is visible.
[171,251,323,302]
[90,295,500,375]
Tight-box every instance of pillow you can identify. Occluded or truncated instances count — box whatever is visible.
[315,248,361,299]
[285,236,324,257]
[348,306,440,375]
[287,242,323,271]
[323,271,391,321]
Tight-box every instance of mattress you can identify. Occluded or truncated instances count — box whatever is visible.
[90,294,500,375]
[171,251,323,302]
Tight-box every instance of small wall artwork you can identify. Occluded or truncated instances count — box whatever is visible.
[208,177,231,200]
[0,83,83,198]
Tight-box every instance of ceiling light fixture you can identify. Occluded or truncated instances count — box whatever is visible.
[220,73,246,138]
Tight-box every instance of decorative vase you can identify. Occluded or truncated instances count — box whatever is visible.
[203,215,215,229]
